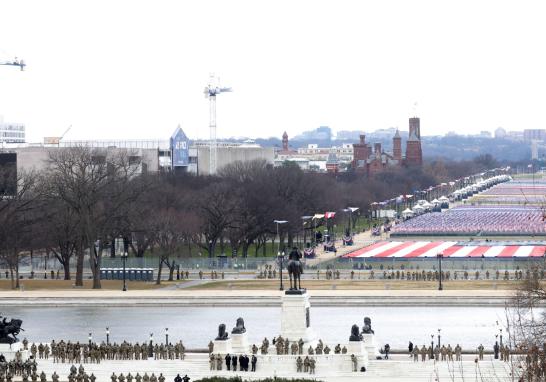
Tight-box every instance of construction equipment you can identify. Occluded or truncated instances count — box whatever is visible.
[0,57,25,71]
[204,74,232,175]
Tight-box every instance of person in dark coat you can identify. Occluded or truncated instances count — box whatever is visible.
[174,375,182,382]
[181,376,190,382]
[408,341,414,355]
[494,341,500,359]
[251,355,257,372]
[231,354,237,371]
[225,353,231,371]
[238,355,245,371]
[384,344,390,359]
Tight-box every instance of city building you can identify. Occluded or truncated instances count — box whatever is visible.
[352,116,423,176]
[0,127,274,177]
[524,129,546,142]
[0,116,25,144]
[494,127,507,139]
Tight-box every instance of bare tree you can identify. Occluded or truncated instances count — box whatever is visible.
[46,147,145,288]
[0,167,40,289]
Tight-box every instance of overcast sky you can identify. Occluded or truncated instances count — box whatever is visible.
[1,0,545,142]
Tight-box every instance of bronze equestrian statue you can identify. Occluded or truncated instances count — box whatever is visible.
[287,247,303,290]
[0,314,24,344]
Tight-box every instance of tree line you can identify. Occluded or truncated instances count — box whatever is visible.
[0,147,497,289]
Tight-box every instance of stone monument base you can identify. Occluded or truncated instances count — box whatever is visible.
[231,333,249,354]
[0,342,29,361]
[280,290,317,347]
[213,339,233,354]
[362,333,379,358]
[346,341,369,368]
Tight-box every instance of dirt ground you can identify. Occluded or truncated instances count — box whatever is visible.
[186,279,520,290]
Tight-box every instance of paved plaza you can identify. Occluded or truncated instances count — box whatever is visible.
[12,352,514,381]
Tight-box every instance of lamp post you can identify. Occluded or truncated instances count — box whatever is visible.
[165,328,169,346]
[121,251,128,291]
[148,333,154,358]
[437,253,444,291]
[430,334,435,360]
[88,333,92,346]
[437,329,441,348]
[278,251,285,291]
[500,328,503,347]
[274,220,288,291]
[106,327,110,345]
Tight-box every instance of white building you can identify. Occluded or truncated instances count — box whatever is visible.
[0,116,25,144]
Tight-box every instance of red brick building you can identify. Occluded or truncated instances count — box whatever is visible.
[352,117,423,176]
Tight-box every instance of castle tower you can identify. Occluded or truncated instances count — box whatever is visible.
[409,117,420,139]
[405,117,423,166]
[393,129,402,160]
[282,131,289,151]
[352,134,370,173]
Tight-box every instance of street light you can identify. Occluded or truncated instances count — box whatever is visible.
[430,334,435,360]
[106,327,110,345]
[437,253,444,291]
[437,329,441,348]
[115,236,128,291]
[165,328,169,346]
[500,328,503,347]
[88,332,92,346]
[274,220,288,291]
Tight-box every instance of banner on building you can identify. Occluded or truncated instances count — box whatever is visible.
[170,126,190,167]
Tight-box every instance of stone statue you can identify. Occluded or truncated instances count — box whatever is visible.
[287,247,304,290]
[349,324,362,341]
[215,324,229,341]
[362,317,374,334]
[231,317,246,334]
[0,314,24,344]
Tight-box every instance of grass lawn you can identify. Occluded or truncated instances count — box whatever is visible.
[0,279,184,291]
[186,279,519,290]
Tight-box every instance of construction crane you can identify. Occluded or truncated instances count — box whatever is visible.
[0,57,25,71]
[204,74,232,175]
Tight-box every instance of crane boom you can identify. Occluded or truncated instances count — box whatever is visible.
[204,75,232,175]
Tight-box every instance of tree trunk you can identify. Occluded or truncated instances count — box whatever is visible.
[90,246,102,289]
[75,245,84,287]
[156,257,163,285]
[15,260,20,289]
[242,242,250,258]
[168,260,175,281]
[9,267,15,290]
[62,260,71,280]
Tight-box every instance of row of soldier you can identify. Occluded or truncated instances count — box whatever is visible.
[410,343,511,362]
[255,337,347,356]
[23,340,185,363]
[0,357,37,377]
[109,372,165,382]
[0,370,58,382]
[411,344,464,361]
[295,356,316,374]
[257,265,276,279]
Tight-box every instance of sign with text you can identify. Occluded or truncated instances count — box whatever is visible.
[170,126,190,167]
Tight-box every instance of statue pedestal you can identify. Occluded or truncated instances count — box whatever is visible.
[0,342,29,361]
[213,339,232,354]
[280,290,317,346]
[347,340,369,367]
[231,333,249,354]
[362,333,379,358]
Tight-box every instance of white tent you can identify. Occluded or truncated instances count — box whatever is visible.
[421,201,433,210]
[402,208,414,219]
[412,204,425,214]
